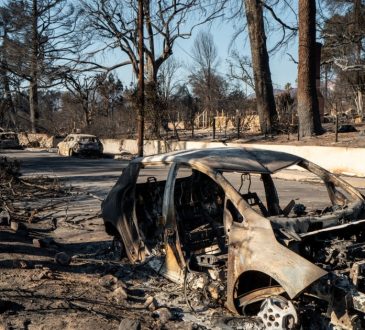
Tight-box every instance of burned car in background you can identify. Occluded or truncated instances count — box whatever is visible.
[0,131,21,149]
[57,134,103,157]
[102,147,365,329]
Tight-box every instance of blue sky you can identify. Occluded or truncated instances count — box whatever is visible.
[174,20,299,93]
[114,11,299,94]
[94,1,300,95]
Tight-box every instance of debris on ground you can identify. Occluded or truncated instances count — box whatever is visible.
[0,156,240,329]
[338,124,358,133]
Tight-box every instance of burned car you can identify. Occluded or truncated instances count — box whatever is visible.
[0,132,21,149]
[102,147,365,329]
[57,134,103,157]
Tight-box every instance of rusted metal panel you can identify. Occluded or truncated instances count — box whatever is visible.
[102,163,145,263]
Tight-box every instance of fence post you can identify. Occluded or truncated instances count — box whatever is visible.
[237,117,240,139]
[213,117,216,140]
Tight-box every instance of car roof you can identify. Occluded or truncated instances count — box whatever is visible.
[132,147,303,174]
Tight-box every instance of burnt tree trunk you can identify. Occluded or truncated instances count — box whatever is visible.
[137,0,145,156]
[82,96,92,126]
[354,0,363,117]
[297,0,323,137]
[0,65,16,128]
[244,0,277,134]
[29,0,39,133]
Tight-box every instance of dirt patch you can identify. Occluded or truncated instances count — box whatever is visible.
[0,158,245,330]
[167,123,365,148]
[244,124,365,148]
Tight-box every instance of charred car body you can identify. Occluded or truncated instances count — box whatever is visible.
[57,134,103,157]
[0,132,21,149]
[102,147,365,329]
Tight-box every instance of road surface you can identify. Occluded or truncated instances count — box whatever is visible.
[3,149,363,210]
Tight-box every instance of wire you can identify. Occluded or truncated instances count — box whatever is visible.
[183,263,198,315]
[238,173,251,193]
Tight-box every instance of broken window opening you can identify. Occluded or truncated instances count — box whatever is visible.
[173,167,227,272]
[134,165,170,251]
[223,172,271,217]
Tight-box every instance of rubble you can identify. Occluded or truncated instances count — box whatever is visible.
[112,287,128,303]
[118,318,141,330]
[0,157,71,227]
[144,295,158,311]
[30,268,54,281]
[13,260,30,269]
[152,307,173,323]
[99,274,118,288]
[54,252,71,266]
[33,237,56,248]
[10,220,19,231]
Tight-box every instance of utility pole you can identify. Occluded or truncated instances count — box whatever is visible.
[137,0,145,157]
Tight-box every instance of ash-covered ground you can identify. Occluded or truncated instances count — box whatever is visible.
[1,157,258,330]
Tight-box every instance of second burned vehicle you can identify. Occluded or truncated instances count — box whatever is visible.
[57,134,103,157]
[0,131,21,149]
[102,147,365,329]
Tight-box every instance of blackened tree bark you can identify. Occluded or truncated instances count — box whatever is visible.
[137,0,144,157]
[297,0,323,137]
[29,0,39,133]
[244,0,278,134]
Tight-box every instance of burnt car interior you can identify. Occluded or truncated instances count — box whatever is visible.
[104,149,365,329]
[0,133,17,140]
[79,137,98,143]
[132,159,365,274]
[173,169,227,267]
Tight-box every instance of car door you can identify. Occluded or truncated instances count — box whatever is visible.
[103,161,172,263]
[161,162,228,282]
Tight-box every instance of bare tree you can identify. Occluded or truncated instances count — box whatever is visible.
[62,73,104,126]
[82,0,225,138]
[158,58,181,104]
[1,0,80,132]
[227,50,255,94]
[0,2,31,129]
[96,73,124,118]
[297,0,323,137]
[190,31,220,127]
[320,0,365,117]
[156,58,181,138]
[244,0,278,134]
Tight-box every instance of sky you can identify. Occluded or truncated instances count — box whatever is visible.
[174,20,299,93]
[113,4,299,95]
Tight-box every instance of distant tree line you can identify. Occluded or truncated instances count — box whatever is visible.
[0,0,363,143]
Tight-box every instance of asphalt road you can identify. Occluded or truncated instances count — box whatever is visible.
[1,149,128,198]
[2,149,360,212]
